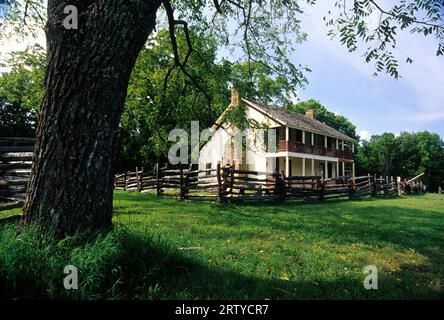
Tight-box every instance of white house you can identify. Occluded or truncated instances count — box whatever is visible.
[199,89,356,178]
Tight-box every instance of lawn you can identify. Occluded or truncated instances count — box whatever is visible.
[1,192,443,299]
[113,191,444,299]
[0,206,21,218]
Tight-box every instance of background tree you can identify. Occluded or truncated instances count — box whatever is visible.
[0,0,442,236]
[118,29,301,171]
[117,29,232,171]
[356,131,444,191]
[415,131,444,191]
[286,99,358,140]
[0,45,44,136]
[0,98,37,137]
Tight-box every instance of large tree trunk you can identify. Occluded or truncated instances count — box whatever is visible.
[20,0,162,237]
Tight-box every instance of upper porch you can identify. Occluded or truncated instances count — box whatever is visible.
[277,141,354,160]
[269,126,355,161]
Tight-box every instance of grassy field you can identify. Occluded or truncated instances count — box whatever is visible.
[0,206,21,217]
[113,191,444,299]
[0,192,443,299]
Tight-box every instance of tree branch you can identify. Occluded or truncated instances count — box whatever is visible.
[369,0,444,30]
[162,0,212,117]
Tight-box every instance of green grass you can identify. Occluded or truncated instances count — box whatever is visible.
[0,207,21,217]
[113,191,444,299]
[0,192,443,299]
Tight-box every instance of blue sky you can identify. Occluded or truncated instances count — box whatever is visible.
[1,1,442,140]
[294,1,444,140]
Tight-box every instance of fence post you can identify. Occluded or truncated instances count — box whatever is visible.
[319,177,325,201]
[217,163,223,203]
[397,176,401,196]
[185,165,190,200]
[140,167,144,192]
[372,174,377,197]
[272,170,282,202]
[135,166,141,193]
[348,177,355,200]
[155,163,160,197]
[367,174,371,195]
[124,170,128,191]
[280,171,286,202]
[229,165,235,201]
[390,176,393,196]
[273,170,279,197]
[386,176,389,195]
[179,165,184,200]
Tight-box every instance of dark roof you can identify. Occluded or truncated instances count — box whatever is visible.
[243,98,356,143]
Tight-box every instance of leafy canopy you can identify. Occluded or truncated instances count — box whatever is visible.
[286,99,358,141]
[356,131,444,191]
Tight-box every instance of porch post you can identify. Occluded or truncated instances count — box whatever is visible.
[285,156,290,177]
[325,160,328,179]
[352,161,355,178]
[302,157,306,176]
[336,161,339,177]
[336,139,339,150]
[311,158,315,176]
[342,141,345,151]
[285,126,289,141]
[342,161,346,176]
[311,132,314,146]
[352,142,355,153]
[324,136,328,148]
[302,130,305,144]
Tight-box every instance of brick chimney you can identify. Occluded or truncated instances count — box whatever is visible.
[305,109,316,120]
[231,88,240,106]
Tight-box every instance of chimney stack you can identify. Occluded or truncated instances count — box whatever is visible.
[231,88,239,106]
[305,109,316,120]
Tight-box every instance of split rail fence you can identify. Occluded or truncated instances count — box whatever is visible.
[115,164,400,203]
[0,137,35,210]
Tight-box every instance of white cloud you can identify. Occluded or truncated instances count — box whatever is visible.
[359,130,371,141]
[298,0,444,128]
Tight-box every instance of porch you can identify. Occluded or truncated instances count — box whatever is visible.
[266,156,355,179]
[272,126,355,161]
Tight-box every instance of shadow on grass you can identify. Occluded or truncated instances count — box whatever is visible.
[1,220,441,300]
[111,192,444,298]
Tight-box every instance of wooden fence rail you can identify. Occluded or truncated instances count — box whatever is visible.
[0,137,35,210]
[0,136,426,213]
[115,163,406,204]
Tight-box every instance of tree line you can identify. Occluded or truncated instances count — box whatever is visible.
[1,31,443,192]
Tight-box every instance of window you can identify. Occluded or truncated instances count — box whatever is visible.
[205,163,212,176]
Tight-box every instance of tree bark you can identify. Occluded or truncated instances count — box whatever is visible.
[20,0,162,237]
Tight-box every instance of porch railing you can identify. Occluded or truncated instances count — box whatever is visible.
[277,140,354,160]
